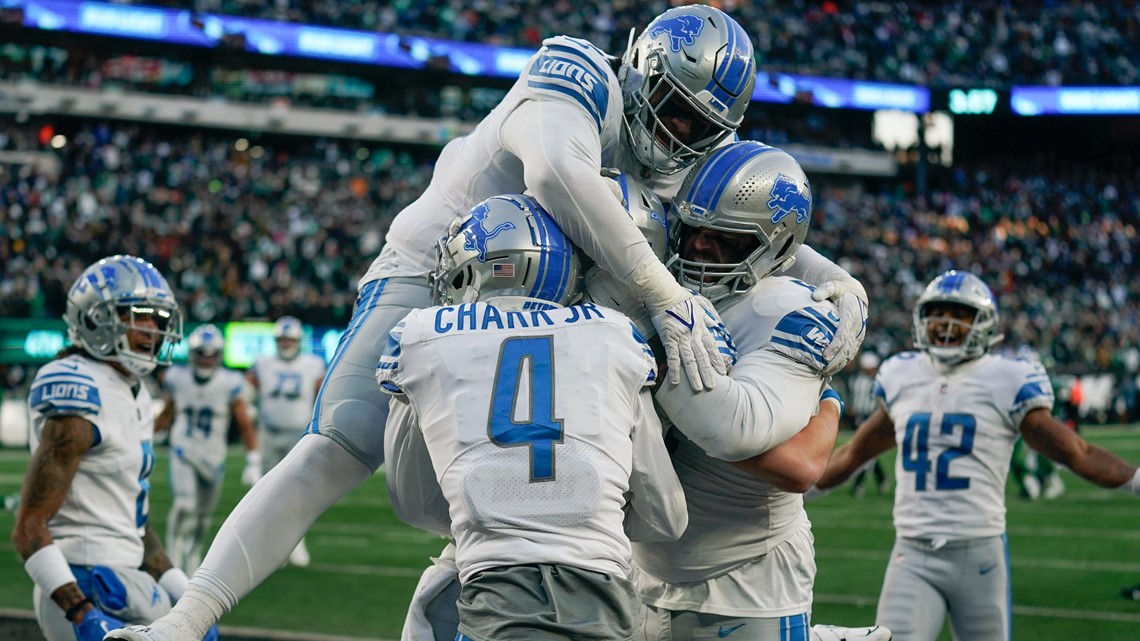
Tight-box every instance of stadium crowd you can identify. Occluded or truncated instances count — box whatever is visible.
[116,0,1140,87]
[2,120,1138,382]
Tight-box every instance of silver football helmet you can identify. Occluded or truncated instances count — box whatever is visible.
[435,194,583,310]
[620,5,756,174]
[64,254,183,377]
[188,324,224,379]
[667,141,812,302]
[913,270,1004,364]
[582,171,666,338]
[274,316,304,360]
[604,169,669,261]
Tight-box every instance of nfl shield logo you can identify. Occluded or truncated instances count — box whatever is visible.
[492,263,515,278]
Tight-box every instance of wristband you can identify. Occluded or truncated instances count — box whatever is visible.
[820,387,845,416]
[160,567,190,601]
[24,544,77,596]
[1120,468,1140,497]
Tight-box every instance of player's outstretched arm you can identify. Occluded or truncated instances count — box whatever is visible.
[816,407,897,490]
[1020,408,1139,493]
[730,391,843,493]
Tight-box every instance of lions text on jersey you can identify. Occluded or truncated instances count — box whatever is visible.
[379,301,685,585]
[27,355,157,568]
[875,351,1053,538]
[163,366,246,478]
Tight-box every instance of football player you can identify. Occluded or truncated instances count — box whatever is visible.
[103,194,687,641]
[381,194,686,641]
[12,255,216,641]
[303,2,867,482]
[245,315,327,567]
[817,270,1140,641]
[156,324,258,573]
[630,141,882,641]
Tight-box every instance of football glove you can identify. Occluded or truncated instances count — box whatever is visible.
[811,280,868,377]
[650,294,725,392]
[73,609,124,641]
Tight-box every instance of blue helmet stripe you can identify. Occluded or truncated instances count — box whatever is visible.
[720,17,754,97]
[937,270,967,292]
[526,197,551,301]
[688,142,775,214]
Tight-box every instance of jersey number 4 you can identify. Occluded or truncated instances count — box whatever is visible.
[487,336,564,482]
[901,413,976,491]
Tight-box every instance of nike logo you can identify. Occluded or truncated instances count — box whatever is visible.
[979,563,998,575]
[718,623,746,637]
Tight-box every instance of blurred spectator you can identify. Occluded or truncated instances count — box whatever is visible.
[103,0,1140,87]
[2,120,1138,381]
[0,120,434,326]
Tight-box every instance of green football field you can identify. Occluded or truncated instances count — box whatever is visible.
[1,427,1138,640]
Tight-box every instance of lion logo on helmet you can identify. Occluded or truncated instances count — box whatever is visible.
[767,174,811,224]
[648,14,705,52]
[462,202,517,262]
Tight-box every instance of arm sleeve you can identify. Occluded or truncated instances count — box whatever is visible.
[383,399,451,537]
[655,347,824,462]
[499,99,671,291]
[189,434,372,609]
[624,390,688,542]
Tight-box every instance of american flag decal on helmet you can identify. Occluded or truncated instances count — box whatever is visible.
[492,263,515,278]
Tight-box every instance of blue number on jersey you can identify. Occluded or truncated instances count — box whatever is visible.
[901,413,932,491]
[183,407,214,437]
[270,372,302,400]
[902,413,977,491]
[487,336,564,481]
[136,440,155,527]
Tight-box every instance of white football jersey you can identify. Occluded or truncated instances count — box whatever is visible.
[251,353,326,432]
[636,277,834,611]
[379,301,684,584]
[27,355,156,568]
[365,36,625,281]
[163,366,246,472]
[877,351,1054,539]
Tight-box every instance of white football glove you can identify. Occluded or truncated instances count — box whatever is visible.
[811,279,869,377]
[701,302,737,373]
[650,293,726,392]
[240,451,262,487]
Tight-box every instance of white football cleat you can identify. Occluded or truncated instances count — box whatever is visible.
[288,538,311,568]
[811,624,892,641]
[1022,474,1041,500]
[1043,474,1065,500]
